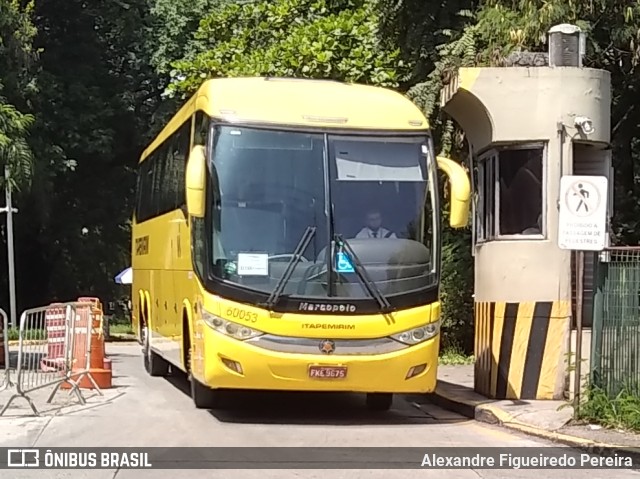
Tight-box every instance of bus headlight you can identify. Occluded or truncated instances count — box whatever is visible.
[390,321,441,345]
[202,310,264,340]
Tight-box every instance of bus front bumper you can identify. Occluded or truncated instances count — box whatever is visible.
[198,329,440,394]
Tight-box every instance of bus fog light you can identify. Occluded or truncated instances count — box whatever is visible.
[406,363,427,379]
[221,357,243,374]
[202,309,264,340]
[390,321,441,345]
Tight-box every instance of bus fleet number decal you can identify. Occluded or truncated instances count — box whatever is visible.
[226,307,258,323]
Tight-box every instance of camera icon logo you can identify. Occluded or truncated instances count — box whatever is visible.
[7,449,40,468]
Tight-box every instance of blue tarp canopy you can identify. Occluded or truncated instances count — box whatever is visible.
[114,267,132,285]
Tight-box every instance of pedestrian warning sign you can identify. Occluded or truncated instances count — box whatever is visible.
[558,175,608,251]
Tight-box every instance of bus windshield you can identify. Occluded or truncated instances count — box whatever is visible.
[206,125,437,307]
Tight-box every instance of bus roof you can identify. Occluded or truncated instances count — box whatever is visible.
[141,77,429,161]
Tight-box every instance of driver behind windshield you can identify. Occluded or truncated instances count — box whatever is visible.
[354,209,397,239]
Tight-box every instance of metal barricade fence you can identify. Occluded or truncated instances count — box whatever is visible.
[0,301,104,416]
[1,308,10,390]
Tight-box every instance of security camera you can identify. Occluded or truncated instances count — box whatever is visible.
[574,116,595,135]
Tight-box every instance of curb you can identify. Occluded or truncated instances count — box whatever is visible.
[429,384,640,463]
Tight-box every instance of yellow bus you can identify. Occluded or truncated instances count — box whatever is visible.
[131,77,470,411]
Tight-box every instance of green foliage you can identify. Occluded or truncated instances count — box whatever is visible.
[578,383,640,432]
[439,201,474,354]
[0,101,34,190]
[167,0,406,96]
[439,346,474,365]
[0,0,37,191]
[148,0,225,75]
[0,0,166,313]
[375,0,475,88]
[109,322,134,336]
[0,0,37,91]
[7,327,45,341]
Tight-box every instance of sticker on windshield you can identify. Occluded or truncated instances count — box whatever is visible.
[237,253,269,276]
[335,252,355,273]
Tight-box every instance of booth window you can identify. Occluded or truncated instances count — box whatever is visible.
[476,144,544,241]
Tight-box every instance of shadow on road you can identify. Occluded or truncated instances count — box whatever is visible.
[103,344,470,426]
[162,367,469,427]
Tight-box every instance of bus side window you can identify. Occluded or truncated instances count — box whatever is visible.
[172,121,190,210]
[136,160,154,222]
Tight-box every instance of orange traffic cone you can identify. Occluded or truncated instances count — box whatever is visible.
[61,297,112,390]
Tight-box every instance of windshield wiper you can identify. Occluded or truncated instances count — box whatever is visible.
[333,234,393,313]
[262,226,316,310]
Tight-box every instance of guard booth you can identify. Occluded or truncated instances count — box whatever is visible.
[440,24,612,400]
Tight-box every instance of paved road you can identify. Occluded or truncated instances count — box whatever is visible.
[1,343,638,479]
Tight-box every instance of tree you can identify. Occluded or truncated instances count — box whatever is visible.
[1,0,167,311]
[0,0,37,191]
[166,0,406,97]
[147,0,226,76]
[0,101,34,191]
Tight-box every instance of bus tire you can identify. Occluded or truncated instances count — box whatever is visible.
[143,326,170,377]
[366,393,393,411]
[190,376,222,409]
[184,321,223,409]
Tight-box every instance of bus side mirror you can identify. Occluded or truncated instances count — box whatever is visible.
[437,156,471,228]
[186,145,206,218]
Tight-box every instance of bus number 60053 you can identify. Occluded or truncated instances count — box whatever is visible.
[226,308,258,323]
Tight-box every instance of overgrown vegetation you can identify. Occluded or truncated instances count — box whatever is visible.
[167,0,406,97]
[108,322,135,337]
[439,347,474,365]
[577,384,640,433]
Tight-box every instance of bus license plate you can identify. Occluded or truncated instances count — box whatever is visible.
[308,365,347,379]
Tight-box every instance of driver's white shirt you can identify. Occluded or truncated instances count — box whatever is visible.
[355,227,396,239]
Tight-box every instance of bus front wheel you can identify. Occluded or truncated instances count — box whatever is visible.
[190,376,223,409]
[366,393,393,411]
[185,335,223,409]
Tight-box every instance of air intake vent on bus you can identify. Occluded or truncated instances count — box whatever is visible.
[548,23,586,67]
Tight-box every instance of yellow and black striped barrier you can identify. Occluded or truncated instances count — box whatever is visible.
[474,301,571,400]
